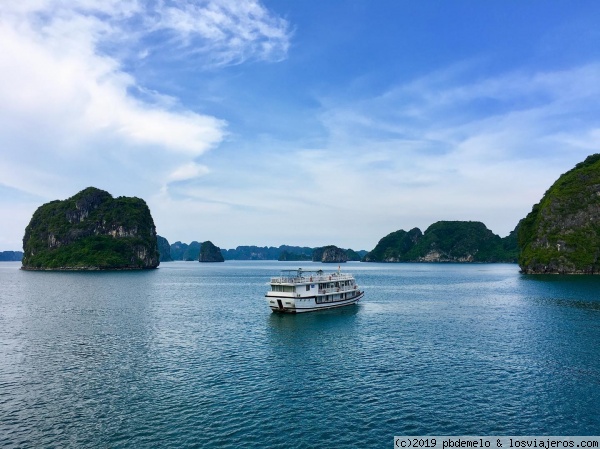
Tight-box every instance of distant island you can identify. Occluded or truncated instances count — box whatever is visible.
[312,245,350,263]
[170,241,201,261]
[363,221,518,263]
[199,241,224,262]
[279,245,360,263]
[519,154,600,274]
[156,235,173,262]
[155,238,367,263]
[22,187,159,270]
[0,251,23,261]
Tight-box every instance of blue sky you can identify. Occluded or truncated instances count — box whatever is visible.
[2,1,600,251]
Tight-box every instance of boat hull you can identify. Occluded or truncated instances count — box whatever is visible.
[267,291,364,314]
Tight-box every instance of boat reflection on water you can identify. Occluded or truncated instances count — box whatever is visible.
[267,303,360,341]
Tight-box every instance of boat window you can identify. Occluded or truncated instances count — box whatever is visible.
[271,285,295,293]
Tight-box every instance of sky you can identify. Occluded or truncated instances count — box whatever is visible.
[2,0,600,252]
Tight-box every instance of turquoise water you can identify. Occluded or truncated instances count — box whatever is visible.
[1,261,599,448]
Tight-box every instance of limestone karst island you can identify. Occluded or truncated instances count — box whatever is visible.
[15,153,600,274]
[518,154,600,274]
[22,187,159,270]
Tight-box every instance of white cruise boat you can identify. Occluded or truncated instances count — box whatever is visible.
[266,267,364,313]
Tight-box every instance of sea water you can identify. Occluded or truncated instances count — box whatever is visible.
[1,261,599,448]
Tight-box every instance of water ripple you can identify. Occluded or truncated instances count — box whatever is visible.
[0,262,599,447]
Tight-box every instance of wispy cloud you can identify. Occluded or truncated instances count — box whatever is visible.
[310,63,600,237]
[2,0,291,65]
[165,62,600,248]
[150,0,291,67]
[0,0,290,249]
[167,162,211,183]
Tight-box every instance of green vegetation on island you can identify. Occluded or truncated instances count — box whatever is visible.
[22,187,159,270]
[518,154,600,274]
[364,221,519,263]
[200,241,225,262]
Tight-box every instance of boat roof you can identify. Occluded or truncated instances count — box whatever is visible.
[281,268,320,272]
[280,268,327,275]
[278,268,352,276]
[271,267,354,284]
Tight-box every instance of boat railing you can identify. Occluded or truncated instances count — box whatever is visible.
[270,273,354,284]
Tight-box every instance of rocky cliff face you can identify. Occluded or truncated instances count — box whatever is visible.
[518,154,600,274]
[199,241,224,262]
[312,245,348,263]
[22,187,159,270]
[364,221,518,263]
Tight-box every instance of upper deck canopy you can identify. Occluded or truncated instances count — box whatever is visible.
[271,268,354,285]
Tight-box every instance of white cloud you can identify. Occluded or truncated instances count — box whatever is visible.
[0,0,291,248]
[0,8,223,198]
[167,162,211,182]
[0,0,290,169]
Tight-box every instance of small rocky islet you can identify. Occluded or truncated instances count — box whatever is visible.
[15,153,600,273]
